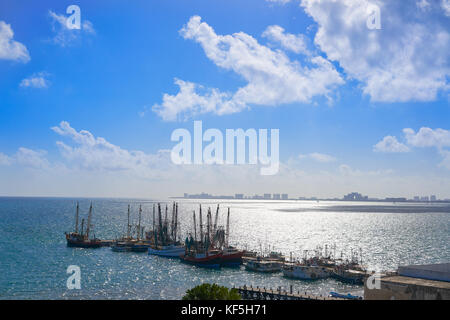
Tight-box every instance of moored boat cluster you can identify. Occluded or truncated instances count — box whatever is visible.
[65,203,368,285]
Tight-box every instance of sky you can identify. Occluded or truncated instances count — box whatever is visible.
[0,0,449,199]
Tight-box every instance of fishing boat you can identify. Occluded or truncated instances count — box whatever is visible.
[65,202,102,248]
[148,244,185,257]
[267,251,286,262]
[130,242,151,252]
[244,257,283,273]
[332,266,366,284]
[220,246,244,267]
[180,250,223,269]
[111,241,132,252]
[112,204,151,253]
[148,203,184,257]
[242,250,258,259]
[282,263,332,280]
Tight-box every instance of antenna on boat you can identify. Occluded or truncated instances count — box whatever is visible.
[193,210,197,242]
[199,204,203,246]
[152,204,155,241]
[127,204,131,239]
[174,203,178,243]
[213,204,219,237]
[86,202,93,239]
[81,218,85,237]
[226,207,230,248]
[138,205,142,240]
[164,204,168,229]
[75,202,79,233]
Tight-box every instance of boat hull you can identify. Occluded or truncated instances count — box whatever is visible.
[220,251,244,267]
[66,236,102,248]
[111,246,132,252]
[244,260,282,273]
[332,271,365,284]
[283,265,331,280]
[148,245,185,258]
[180,252,223,269]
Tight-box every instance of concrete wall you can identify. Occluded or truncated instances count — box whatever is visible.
[364,277,450,300]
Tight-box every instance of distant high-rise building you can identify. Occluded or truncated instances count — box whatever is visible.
[263,194,271,199]
[343,192,368,201]
[184,193,188,198]
[273,193,281,200]
[430,195,437,201]
[420,196,429,202]
[235,194,244,199]
[413,196,420,201]
[281,194,288,200]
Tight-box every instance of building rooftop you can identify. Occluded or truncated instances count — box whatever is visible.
[398,263,450,282]
[381,275,450,290]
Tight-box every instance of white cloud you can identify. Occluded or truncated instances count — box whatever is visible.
[0,152,12,165]
[299,152,336,162]
[373,136,410,153]
[20,72,50,89]
[0,21,30,63]
[440,149,450,170]
[376,127,450,170]
[15,147,50,169]
[417,0,431,10]
[262,25,310,54]
[153,16,344,121]
[51,121,178,180]
[339,163,393,177]
[153,79,232,121]
[48,10,95,47]
[403,127,450,148]
[301,0,450,102]
[442,0,450,16]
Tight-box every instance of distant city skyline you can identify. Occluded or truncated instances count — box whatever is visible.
[178,192,448,202]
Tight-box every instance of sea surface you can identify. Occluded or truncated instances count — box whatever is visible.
[0,197,449,300]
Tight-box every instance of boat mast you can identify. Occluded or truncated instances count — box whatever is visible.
[193,210,197,242]
[152,203,155,236]
[213,204,219,237]
[158,203,163,245]
[164,204,168,230]
[81,218,85,237]
[86,202,93,239]
[226,207,230,248]
[75,202,79,233]
[127,204,131,239]
[206,208,211,246]
[174,203,178,243]
[199,204,203,246]
[171,202,175,239]
[138,205,142,240]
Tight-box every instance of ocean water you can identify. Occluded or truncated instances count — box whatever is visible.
[0,197,449,300]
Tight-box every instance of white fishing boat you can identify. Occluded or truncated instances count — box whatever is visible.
[148,244,185,257]
[244,258,282,273]
[111,241,132,252]
[283,263,332,280]
[332,267,366,284]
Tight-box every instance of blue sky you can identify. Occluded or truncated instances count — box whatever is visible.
[0,0,449,199]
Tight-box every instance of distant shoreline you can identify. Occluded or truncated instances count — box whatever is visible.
[170,196,450,204]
